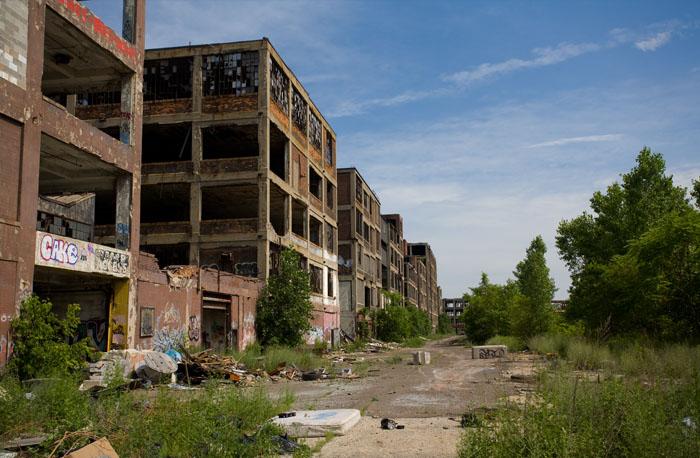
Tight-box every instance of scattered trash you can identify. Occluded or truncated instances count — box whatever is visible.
[380,418,405,430]
[139,351,178,382]
[301,368,328,381]
[64,437,118,458]
[1,435,49,450]
[273,409,361,437]
[682,416,697,430]
[278,412,296,418]
[272,434,300,454]
[460,412,482,428]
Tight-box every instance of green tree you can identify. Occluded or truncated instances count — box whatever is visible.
[256,248,313,347]
[10,295,89,379]
[556,147,692,334]
[436,313,454,335]
[511,236,556,339]
[461,274,519,344]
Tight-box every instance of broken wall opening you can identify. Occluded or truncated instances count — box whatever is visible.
[144,57,193,101]
[202,296,230,351]
[201,184,258,220]
[142,123,192,162]
[269,183,287,236]
[140,243,189,268]
[202,124,258,159]
[292,199,306,238]
[141,184,190,222]
[270,122,287,181]
[200,246,257,276]
[310,264,323,294]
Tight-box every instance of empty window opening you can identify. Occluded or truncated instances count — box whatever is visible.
[269,183,286,236]
[309,216,322,246]
[292,87,307,132]
[356,176,363,201]
[309,111,321,150]
[355,210,363,236]
[270,58,289,113]
[310,265,323,294]
[201,185,257,220]
[144,57,193,101]
[410,244,427,256]
[326,181,335,210]
[325,130,334,166]
[270,122,288,180]
[202,124,258,159]
[140,243,189,268]
[143,123,192,163]
[309,167,322,200]
[98,126,121,141]
[325,223,335,253]
[292,200,306,238]
[203,52,259,96]
[141,184,190,223]
[327,269,335,297]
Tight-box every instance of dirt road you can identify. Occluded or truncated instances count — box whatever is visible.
[265,337,536,456]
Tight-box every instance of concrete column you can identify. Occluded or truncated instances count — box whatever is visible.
[284,194,291,235]
[66,94,76,115]
[192,54,203,113]
[257,45,271,281]
[115,174,132,250]
[189,183,201,265]
[122,0,137,43]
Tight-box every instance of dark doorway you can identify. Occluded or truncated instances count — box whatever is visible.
[202,297,230,351]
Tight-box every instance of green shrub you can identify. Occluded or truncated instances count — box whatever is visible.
[436,314,455,335]
[485,335,525,351]
[9,295,89,380]
[403,336,425,348]
[375,305,431,342]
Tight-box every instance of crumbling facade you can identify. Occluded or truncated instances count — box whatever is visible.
[380,214,404,300]
[0,0,145,364]
[81,39,340,343]
[337,168,382,336]
[406,242,440,327]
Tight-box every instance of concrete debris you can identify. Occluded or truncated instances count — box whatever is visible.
[472,345,507,359]
[1,435,49,450]
[412,351,431,365]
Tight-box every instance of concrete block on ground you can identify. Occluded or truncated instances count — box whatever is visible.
[272,409,361,438]
[412,351,431,365]
[472,345,507,359]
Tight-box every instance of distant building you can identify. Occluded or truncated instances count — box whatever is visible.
[442,297,466,330]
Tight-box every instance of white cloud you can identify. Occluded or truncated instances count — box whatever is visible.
[527,134,623,149]
[329,89,444,118]
[444,42,600,86]
[635,31,672,52]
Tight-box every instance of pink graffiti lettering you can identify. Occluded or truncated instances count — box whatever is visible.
[40,234,79,265]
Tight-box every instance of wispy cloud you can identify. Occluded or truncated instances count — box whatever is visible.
[635,31,672,51]
[527,134,623,149]
[443,42,600,86]
[329,89,445,117]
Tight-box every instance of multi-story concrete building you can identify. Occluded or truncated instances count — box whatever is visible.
[442,297,466,331]
[0,0,145,364]
[407,242,440,327]
[380,214,404,300]
[337,168,381,336]
[84,39,340,342]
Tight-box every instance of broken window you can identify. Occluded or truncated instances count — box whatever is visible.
[270,183,286,236]
[364,223,370,242]
[309,166,322,200]
[309,216,322,246]
[326,181,335,210]
[325,129,333,166]
[310,265,323,294]
[356,210,363,236]
[309,111,321,150]
[144,57,193,101]
[327,269,335,297]
[292,87,307,132]
[203,52,259,97]
[356,176,363,201]
[270,122,287,180]
[364,192,370,210]
[270,57,289,113]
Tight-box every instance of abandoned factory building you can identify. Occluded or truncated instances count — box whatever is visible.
[83,39,340,344]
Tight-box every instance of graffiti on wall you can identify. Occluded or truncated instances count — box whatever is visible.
[234,262,258,277]
[478,347,506,359]
[153,328,185,353]
[35,231,130,278]
[240,312,255,350]
[188,315,200,342]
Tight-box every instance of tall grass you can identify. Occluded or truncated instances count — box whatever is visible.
[228,343,329,373]
[485,335,525,351]
[459,366,700,457]
[0,376,295,456]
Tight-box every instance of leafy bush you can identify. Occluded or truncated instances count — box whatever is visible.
[485,335,525,351]
[375,305,431,342]
[436,314,454,335]
[9,295,89,380]
[256,248,313,347]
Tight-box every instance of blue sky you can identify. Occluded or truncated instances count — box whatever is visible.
[88,0,700,298]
